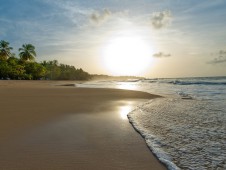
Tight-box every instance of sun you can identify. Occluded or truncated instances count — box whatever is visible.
[102,34,153,76]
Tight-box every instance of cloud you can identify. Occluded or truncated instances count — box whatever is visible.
[90,9,112,24]
[208,50,226,64]
[42,0,93,27]
[151,10,172,29]
[153,52,171,58]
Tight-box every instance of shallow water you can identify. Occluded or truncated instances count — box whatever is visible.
[78,76,226,169]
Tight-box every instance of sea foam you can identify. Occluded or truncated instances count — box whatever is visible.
[128,98,226,170]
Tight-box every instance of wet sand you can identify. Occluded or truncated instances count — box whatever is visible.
[0,81,166,170]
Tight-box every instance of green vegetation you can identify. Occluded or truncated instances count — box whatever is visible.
[0,40,13,60]
[0,40,91,80]
[19,44,36,61]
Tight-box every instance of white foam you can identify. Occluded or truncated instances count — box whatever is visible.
[128,98,226,170]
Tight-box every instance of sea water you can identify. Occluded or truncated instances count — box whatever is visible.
[77,77,226,170]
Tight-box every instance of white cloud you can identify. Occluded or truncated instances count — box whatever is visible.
[42,0,93,26]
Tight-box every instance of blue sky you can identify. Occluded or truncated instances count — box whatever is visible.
[1,0,226,77]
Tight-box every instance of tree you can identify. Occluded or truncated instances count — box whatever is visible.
[0,40,91,80]
[40,60,90,80]
[41,60,61,80]
[8,64,25,79]
[19,44,36,61]
[0,40,13,60]
[0,61,10,79]
[24,62,46,80]
[7,56,26,79]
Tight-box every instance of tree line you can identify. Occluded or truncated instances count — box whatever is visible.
[0,40,91,80]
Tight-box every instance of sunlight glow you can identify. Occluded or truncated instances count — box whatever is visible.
[119,105,132,120]
[102,33,153,76]
[116,82,138,90]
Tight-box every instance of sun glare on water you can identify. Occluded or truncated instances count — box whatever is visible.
[119,105,132,120]
[102,34,153,76]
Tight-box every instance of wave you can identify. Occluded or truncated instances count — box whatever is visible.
[128,98,226,170]
[142,77,226,86]
[168,80,226,85]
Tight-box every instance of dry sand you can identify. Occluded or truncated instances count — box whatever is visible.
[0,80,166,170]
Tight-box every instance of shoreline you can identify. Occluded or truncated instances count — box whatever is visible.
[0,81,166,170]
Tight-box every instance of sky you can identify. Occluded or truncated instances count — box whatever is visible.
[0,0,226,78]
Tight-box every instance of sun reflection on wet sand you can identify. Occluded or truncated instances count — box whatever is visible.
[119,105,133,120]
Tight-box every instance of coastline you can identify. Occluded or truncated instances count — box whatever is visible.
[0,80,166,170]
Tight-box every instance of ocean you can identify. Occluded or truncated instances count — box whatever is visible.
[77,76,226,170]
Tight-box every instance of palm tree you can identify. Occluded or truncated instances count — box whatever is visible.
[19,44,36,61]
[0,40,13,60]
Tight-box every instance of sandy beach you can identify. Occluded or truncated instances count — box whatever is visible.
[0,81,166,170]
